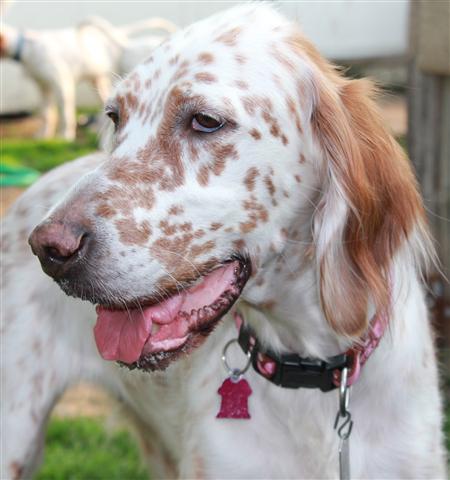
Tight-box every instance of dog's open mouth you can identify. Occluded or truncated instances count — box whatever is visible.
[93,258,250,371]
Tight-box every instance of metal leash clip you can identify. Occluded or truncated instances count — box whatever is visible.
[334,367,353,480]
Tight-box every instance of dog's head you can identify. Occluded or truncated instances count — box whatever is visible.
[29,5,429,370]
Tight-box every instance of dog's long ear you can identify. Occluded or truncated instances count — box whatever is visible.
[310,73,428,337]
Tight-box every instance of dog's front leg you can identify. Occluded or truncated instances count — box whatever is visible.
[0,273,103,479]
[53,71,76,141]
[37,87,57,139]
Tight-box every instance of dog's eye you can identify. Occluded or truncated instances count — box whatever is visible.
[191,113,224,133]
[105,108,119,128]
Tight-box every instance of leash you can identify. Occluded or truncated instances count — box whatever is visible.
[216,309,388,480]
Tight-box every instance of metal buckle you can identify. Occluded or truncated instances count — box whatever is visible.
[238,323,350,391]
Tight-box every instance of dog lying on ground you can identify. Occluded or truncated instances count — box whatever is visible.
[1,4,447,479]
[0,16,176,140]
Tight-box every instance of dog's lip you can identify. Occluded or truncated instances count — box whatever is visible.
[93,256,251,370]
[96,256,248,311]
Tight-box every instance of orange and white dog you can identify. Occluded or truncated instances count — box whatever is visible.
[1,5,447,479]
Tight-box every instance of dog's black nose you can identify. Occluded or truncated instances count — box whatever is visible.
[28,221,91,279]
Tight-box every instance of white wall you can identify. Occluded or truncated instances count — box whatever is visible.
[1,0,410,113]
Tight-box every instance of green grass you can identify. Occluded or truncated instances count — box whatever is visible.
[35,417,148,480]
[1,130,98,173]
[35,408,449,480]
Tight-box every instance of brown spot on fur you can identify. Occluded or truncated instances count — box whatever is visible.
[235,80,249,90]
[233,239,246,251]
[240,198,269,233]
[190,240,216,257]
[235,54,247,64]
[198,52,214,64]
[294,174,302,183]
[125,92,138,110]
[242,96,257,116]
[212,157,226,176]
[194,229,206,239]
[197,165,210,186]
[96,202,116,219]
[209,222,223,231]
[270,44,296,74]
[209,143,239,177]
[96,184,155,218]
[244,167,259,192]
[249,128,261,140]
[270,123,280,138]
[180,222,192,232]
[189,142,200,162]
[169,205,184,216]
[264,175,276,197]
[286,95,303,133]
[240,220,257,234]
[115,218,152,245]
[116,95,130,129]
[159,220,177,236]
[151,234,194,268]
[194,72,217,84]
[219,143,238,159]
[215,26,242,46]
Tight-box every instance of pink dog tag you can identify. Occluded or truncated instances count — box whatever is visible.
[216,377,252,419]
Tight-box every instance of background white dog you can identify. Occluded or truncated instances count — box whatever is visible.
[0,17,176,139]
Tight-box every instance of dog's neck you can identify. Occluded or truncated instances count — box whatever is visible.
[241,243,352,360]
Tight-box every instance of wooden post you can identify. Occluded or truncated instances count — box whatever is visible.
[408,2,450,354]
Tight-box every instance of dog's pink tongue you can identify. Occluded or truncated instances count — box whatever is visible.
[94,294,184,364]
[93,262,238,365]
[94,308,153,364]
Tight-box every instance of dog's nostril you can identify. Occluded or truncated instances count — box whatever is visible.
[44,245,72,263]
[42,232,89,264]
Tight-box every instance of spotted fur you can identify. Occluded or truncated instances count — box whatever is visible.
[1,5,446,479]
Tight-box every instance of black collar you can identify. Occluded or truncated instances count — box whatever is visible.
[13,32,25,62]
[238,323,351,392]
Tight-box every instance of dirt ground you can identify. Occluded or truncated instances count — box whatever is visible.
[0,95,408,418]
